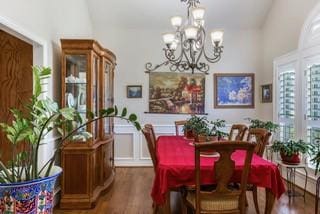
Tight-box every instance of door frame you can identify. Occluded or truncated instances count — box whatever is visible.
[0,14,47,69]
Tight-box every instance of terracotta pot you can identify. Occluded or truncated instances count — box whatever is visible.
[280,152,301,165]
[184,129,194,139]
[207,136,219,142]
[195,134,207,143]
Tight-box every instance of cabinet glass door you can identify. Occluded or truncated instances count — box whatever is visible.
[104,62,111,135]
[92,56,99,140]
[65,55,87,139]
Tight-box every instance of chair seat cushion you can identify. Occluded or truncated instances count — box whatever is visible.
[186,191,239,211]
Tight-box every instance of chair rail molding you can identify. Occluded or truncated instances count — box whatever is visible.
[113,124,235,166]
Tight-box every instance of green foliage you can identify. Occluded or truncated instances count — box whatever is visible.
[183,115,209,135]
[208,119,228,138]
[271,139,309,157]
[309,134,320,175]
[246,118,279,133]
[0,66,141,184]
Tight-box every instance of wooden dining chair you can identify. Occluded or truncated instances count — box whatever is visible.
[228,124,248,141]
[145,124,157,144]
[183,141,255,214]
[247,128,271,157]
[246,128,271,214]
[142,127,157,170]
[175,120,187,136]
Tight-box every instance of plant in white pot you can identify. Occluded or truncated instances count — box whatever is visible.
[0,67,141,214]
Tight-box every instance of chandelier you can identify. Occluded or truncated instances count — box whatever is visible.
[145,0,224,75]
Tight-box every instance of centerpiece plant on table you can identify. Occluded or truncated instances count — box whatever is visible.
[182,115,208,140]
[207,119,229,141]
[0,66,141,214]
[271,139,309,165]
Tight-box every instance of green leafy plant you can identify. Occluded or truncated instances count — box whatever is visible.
[183,115,209,135]
[246,118,279,133]
[0,66,141,184]
[207,119,228,138]
[309,133,320,175]
[271,139,309,157]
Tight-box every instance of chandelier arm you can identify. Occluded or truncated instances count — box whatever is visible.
[202,46,223,63]
[145,61,170,73]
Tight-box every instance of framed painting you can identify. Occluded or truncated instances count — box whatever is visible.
[127,85,142,98]
[214,73,255,108]
[261,84,272,103]
[149,72,205,114]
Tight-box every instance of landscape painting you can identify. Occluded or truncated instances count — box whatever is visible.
[149,72,205,114]
[214,73,254,108]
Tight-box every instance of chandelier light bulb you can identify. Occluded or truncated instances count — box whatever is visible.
[191,7,205,20]
[211,30,224,46]
[162,33,175,45]
[185,26,198,40]
[171,16,183,28]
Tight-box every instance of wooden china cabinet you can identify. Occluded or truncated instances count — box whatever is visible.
[60,39,116,209]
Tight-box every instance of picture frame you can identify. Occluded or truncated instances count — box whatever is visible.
[148,72,205,114]
[214,73,255,108]
[261,84,272,103]
[127,85,142,98]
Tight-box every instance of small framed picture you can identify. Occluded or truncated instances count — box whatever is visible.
[261,84,272,103]
[127,85,142,98]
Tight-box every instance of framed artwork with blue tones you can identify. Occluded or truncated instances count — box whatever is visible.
[214,73,255,108]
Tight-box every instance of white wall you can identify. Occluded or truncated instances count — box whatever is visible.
[259,0,319,120]
[0,0,93,165]
[93,25,263,165]
[95,27,262,124]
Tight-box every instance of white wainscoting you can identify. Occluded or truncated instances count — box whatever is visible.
[114,124,232,166]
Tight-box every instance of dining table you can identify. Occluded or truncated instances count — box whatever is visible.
[151,136,286,214]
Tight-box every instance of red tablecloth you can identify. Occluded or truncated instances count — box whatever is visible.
[151,136,285,205]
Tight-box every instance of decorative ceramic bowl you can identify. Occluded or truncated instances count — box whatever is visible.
[0,166,62,214]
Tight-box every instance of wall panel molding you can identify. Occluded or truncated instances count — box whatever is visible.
[113,124,234,166]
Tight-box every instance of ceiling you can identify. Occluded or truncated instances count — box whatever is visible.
[87,0,274,30]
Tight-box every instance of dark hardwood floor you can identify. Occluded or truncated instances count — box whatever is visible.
[54,167,316,214]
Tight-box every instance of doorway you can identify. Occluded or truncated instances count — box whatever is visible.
[0,29,33,164]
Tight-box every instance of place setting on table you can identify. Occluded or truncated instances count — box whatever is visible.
[143,116,286,214]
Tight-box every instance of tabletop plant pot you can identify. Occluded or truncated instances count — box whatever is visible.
[184,129,194,139]
[195,134,207,143]
[0,166,62,214]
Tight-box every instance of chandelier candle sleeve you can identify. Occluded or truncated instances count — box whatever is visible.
[162,33,175,45]
[191,7,205,20]
[185,26,198,40]
[211,30,224,46]
[171,16,183,28]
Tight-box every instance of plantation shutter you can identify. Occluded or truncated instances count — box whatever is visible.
[277,67,296,141]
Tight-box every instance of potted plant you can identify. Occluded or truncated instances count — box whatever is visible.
[246,118,279,144]
[183,115,208,140]
[0,67,141,214]
[207,119,228,141]
[271,139,309,165]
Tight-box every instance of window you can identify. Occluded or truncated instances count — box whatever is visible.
[276,64,296,142]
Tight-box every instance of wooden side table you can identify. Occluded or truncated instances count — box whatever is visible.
[277,161,308,203]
